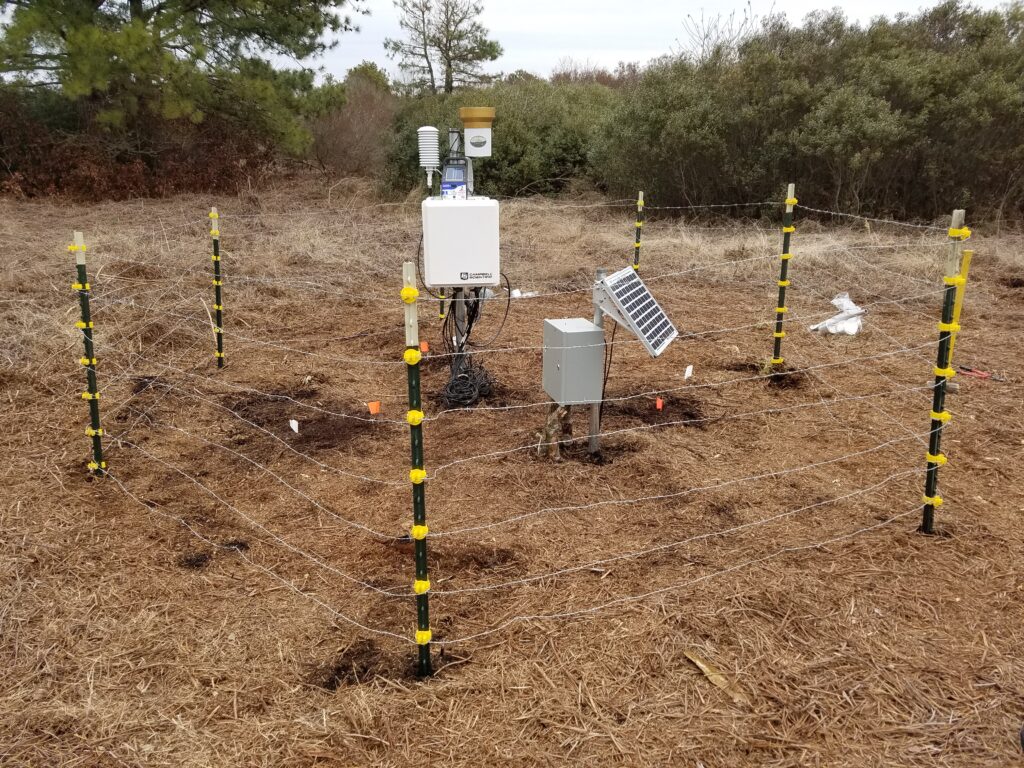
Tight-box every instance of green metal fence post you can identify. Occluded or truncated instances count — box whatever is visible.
[771,183,797,367]
[920,211,970,535]
[71,231,105,476]
[210,207,224,367]
[402,262,433,677]
[632,191,644,271]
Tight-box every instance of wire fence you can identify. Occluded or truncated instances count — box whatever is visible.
[95,339,940,500]
[86,286,945,378]
[30,191,979,663]
[107,461,925,647]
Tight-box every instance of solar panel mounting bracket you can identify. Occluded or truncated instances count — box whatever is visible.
[592,287,628,329]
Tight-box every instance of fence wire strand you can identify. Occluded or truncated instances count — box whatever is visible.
[430,467,923,594]
[114,439,408,581]
[433,506,921,646]
[434,427,931,537]
[106,470,415,643]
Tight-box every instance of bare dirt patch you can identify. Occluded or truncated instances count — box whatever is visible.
[724,359,807,389]
[603,393,709,426]
[177,550,212,569]
[545,434,647,466]
[223,387,383,451]
[307,640,410,689]
[434,543,519,573]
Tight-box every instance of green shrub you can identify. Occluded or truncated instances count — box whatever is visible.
[383,79,619,197]
[592,1,1024,219]
[0,84,274,198]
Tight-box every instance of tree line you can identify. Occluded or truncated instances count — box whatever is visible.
[0,0,362,195]
[2,0,1022,220]
[386,1,1024,221]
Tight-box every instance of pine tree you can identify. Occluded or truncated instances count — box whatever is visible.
[0,0,364,150]
[385,0,501,95]
[385,0,438,94]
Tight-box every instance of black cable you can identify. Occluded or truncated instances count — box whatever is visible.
[439,286,493,408]
[598,322,617,424]
[414,233,443,300]
[470,272,512,348]
[440,363,493,407]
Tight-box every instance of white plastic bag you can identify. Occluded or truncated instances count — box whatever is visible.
[809,292,865,335]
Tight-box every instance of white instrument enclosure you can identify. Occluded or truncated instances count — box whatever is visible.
[421,197,500,288]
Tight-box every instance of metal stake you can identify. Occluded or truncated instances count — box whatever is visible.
[632,191,644,271]
[71,231,105,475]
[402,262,433,677]
[920,211,970,535]
[771,183,797,367]
[210,207,224,367]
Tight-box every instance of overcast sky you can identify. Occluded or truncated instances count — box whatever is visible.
[322,0,1010,80]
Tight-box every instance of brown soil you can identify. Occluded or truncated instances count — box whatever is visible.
[307,639,410,690]
[603,392,709,426]
[177,550,212,569]
[724,359,808,388]
[2,178,1023,767]
[224,387,383,451]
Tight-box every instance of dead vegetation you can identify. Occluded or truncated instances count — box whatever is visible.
[1,179,1023,766]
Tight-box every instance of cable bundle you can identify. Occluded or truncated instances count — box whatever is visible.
[440,288,495,408]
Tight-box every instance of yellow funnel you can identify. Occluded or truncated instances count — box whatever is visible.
[459,107,495,129]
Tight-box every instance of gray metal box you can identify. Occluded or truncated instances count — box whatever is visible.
[543,318,605,405]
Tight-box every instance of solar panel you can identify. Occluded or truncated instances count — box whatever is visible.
[594,267,678,357]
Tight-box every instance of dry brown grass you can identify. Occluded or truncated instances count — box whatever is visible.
[2,178,1023,767]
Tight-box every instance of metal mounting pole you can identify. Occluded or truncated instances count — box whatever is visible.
[453,287,467,376]
[589,268,607,455]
